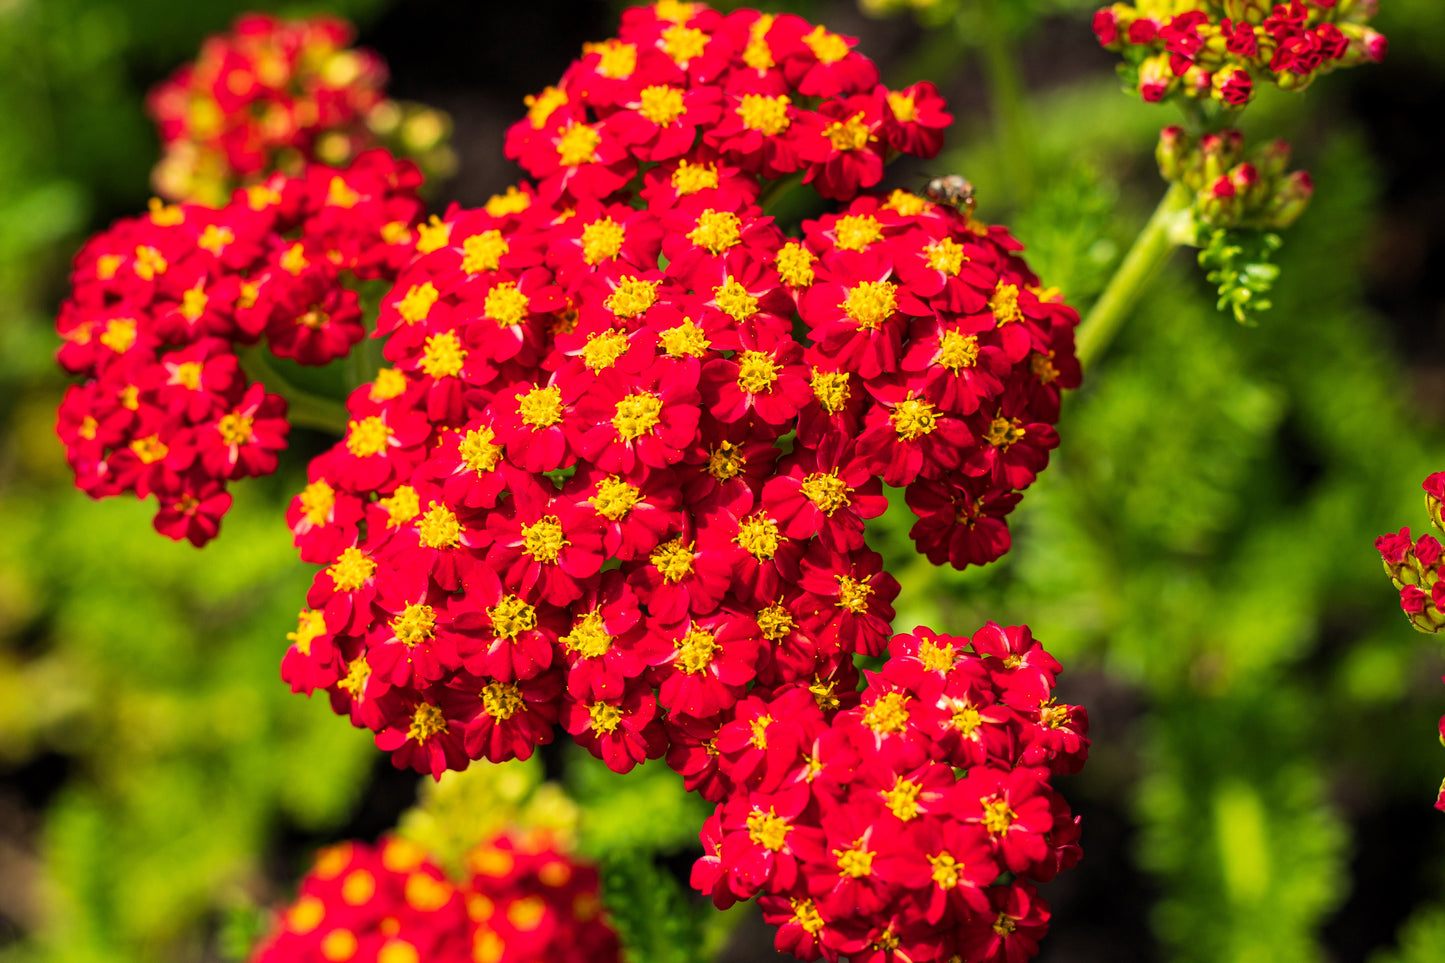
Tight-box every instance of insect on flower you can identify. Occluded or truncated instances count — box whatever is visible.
[924,174,976,212]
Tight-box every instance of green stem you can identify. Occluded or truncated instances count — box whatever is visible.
[236,346,350,435]
[971,0,1034,204]
[1076,184,1196,368]
[758,170,803,213]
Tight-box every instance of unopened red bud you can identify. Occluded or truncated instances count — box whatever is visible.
[1377,528,1413,567]
[1361,28,1388,62]
[1128,18,1160,45]
[1093,9,1121,47]
[1255,138,1292,179]
[1157,126,1190,180]
[1182,65,1214,99]
[1265,169,1313,228]
[1402,585,1428,614]
[1198,175,1241,226]
[1418,534,1444,569]
[1139,53,1174,103]
[1199,132,1240,181]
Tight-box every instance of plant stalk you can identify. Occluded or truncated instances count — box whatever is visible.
[1076,183,1196,368]
[236,345,350,435]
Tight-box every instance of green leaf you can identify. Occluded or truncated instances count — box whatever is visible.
[1197,228,1284,327]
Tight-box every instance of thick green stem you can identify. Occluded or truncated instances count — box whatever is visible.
[758,170,803,213]
[236,346,349,435]
[1076,184,1196,368]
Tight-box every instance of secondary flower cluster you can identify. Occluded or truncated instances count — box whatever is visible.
[147,14,451,205]
[1156,126,1313,230]
[250,831,619,963]
[55,150,425,545]
[277,1,1081,785]
[691,624,1087,963]
[1094,0,1387,106]
[1376,472,1445,635]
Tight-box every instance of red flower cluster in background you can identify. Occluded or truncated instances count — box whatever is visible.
[251,831,619,963]
[55,151,425,545]
[1375,471,1445,811]
[275,1,1082,786]
[1093,0,1386,106]
[692,623,1086,963]
[147,15,390,202]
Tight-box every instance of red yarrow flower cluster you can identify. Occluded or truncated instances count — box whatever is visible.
[279,2,1082,789]
[1093,1,1386,106]
[691,623,1087,963]
[250,831,619,963]
[147,15,391,202]
[55,150,425,546]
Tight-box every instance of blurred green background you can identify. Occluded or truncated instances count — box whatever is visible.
[3,1,1445,961]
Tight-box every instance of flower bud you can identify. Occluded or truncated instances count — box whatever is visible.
[1138,53,1175,103]
[1402,584,1428,615]
[1156,125,1190,181]
[1254,138,1292,180]
[1092,8,1121,48]
[1213,66,1253,108]
[1198,174,1241,227]
[1264,169,1313,229]
[1418,535,1444,570]
[1425,473,1445,532]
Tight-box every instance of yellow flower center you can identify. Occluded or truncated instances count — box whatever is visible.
[981,797,1016,835]
[735,512,781,560]
[835,575,873,613]
[339,655,371,699]
[824,113,871,152]
[887,91,918,123]
[422,331,467,379]
[286,609,328,656]
[936,330,980,372]
[328,177,361,209]
[791,898,824,935]
[521,516,568,563]
[925,237,966,275]
[589,476,642,520]
[481,681,524,720]
[863,691,910,733]
[662,24,707,63]
[1031,351,1061,384]
[525,86,569,128]
[557,123,601,166]
[776,241,816,288]
[564,611,612,659]
[459,428,502,474]
[485,186,532,217]
[747,809,792,851]
[756,603,795,641]
[638,85,686,125]
[300,480,336,526]
[581,329,630,372]
[884,189,928,215]
[329,547,376,592]
[735,351,779,394]
[919,639,957,671]
[672,160,719,194]
[100,318,138,353]
[737,94,791,136]
[612,392,663,441]
[804,25,850,63]
[380,485,421,528]
[688,209,741,254]
[706,441,746,480]
[297,307,328,329]
[391,604,436,646]
[371,368,408,400]
[985,416,1026,449]
[800,471,850,514]
[181,287,209,322]
[589,39,637,78]
[841,280,897,329]
[415,215,451,254]
[589,702,624,734]
[928,851,959,889]
[198,225,234,255]
[322,930,358,962]
[95,254,123,279]
[581,217,626,265]
[417,503,462,549]
[884,776,923,821]
[488,595,538,640]
[517,386,565,428]
[218,413,254,446]
[134,245,168,280]
[810,369,851,413]
[714,278,759,323]
[398,283,439,325]
[463,230,509,274]
[485,282,529,327]
[606,276,659,319]
[890,396,938,441]
[949,700,983,737]
[991,283,1023,324]
[833,215,883,252]
[650,537,696,582]
[834,845,875,879]
[993,913,1018,937]
[659,318,710,358]
[675,627,717,674]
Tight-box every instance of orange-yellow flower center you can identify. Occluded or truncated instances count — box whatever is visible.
[556,123,601,166]
[776,241,816,288]
[991,283,1023,324]
[417,503,462,549]
[517,386,565,428]
[672,160,718,194]
[756,603,795,641]
[397,283,438,324]
[329,547,376,592]
[612,392,663,440]
[804,25,850,63]
[521,516,568,563]
[887,90,918,123]
[736,93,791,136]
[811,370,851,413]
[714,277,759,323]
[747,809,792,851]
[890,396,938,441]
[300,479,336,526]
[662,24,708,63]
[581,217,626,265]
[688,209,741,254]
[463,230,508,274]
[638,84,686,124]
[985,416,1026,449]
[286,609,328,656]
[675,627,718,673]
[736,350,778,394]
[981,797,1017,835]
[659,318,710,358]
[824,112,871,152]
[481,681,524,720]
[422,331,467,379]
[841,280,896,329]
[589,701,624,734]
[379,485,421,528]
[937,330,980,371]
[834,844,875,879]
[606,276,659,319]
[391,604,436,646]
[218,413,254,446]
[864,691,911,733]
[735,512,781,560]
[884,776,923,821]
[706,441,746,480]
[800,471,851,514]
[485,282,530,327]
[835,575,873,613]
[180,287,209,322]
[564,611,612,659]
[488,595,537,640]
[833,214,883,252]
[459,427,502,474]
[590,476,642,520]
[651,537,696,582]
